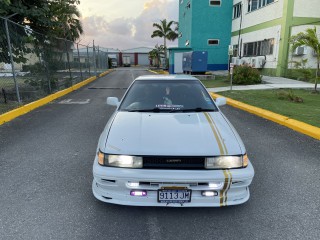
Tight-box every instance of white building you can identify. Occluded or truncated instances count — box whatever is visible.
[120,47,153,66]
[231,0,320,76]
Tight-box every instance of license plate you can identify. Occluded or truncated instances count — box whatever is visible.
[157,189,192,203]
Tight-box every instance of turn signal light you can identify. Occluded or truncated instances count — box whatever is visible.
[98,151,105,165]
[243,154,249,167]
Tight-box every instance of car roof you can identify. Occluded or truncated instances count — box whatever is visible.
[135,74,199,81]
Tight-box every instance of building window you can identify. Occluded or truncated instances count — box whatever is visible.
[243,38,274,56]
[209,0,221,7]
[247,0,276,12]
[233,3,242,19]
[233,45,238,57]
[208,39,220,45]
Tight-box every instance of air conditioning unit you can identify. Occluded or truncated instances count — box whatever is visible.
[236,59,243,65]
[241,57,250,65]
[231,57,238,64]
[251,57,266,68]
[293,46,306,56]
[257,56,266,68]
[250,57,257,68]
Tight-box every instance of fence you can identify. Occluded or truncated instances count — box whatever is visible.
[0,17,110,114]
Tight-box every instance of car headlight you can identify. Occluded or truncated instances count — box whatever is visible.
[98,151,143,168]
[205,154,248,169]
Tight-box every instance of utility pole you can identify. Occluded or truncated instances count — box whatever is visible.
[93,40,97,76]
[4,13,21,103]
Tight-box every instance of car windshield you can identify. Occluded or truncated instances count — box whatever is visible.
[119,80,218,112]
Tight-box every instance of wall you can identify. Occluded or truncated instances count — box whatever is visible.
[232,0,283,32]
[231,25,282,69]
[293,0,320,18]
[192,0,232,69]
[178,0,193,48]
[137,54,149,66]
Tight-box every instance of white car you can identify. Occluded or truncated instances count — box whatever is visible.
[92,75,254,207]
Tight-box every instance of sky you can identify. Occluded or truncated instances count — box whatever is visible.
[78,0,179,50]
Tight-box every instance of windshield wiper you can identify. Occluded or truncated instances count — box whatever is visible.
[170,107,216,113]
[127,107,161,112]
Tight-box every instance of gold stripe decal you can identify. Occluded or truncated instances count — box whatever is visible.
[204,112,226,155]
[206,112,228,155]
[220,170,232,207]
[203,112,232,206]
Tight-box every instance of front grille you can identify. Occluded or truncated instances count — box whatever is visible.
[143,156,205,169]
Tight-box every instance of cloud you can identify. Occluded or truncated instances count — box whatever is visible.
[108,18,133,36]
[80,0,178,50]
[82,16,109,36]
[133,0,178,46]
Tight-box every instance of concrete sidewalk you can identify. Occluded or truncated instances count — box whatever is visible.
[207,75,314,92]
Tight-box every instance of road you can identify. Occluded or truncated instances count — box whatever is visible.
[0,68,319,240]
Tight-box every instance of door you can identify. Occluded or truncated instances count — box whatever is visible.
[174,53,183,74]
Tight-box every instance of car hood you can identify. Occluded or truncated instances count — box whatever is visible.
[103,112,244,156]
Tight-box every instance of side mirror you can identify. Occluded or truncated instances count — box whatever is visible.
[107,97,120,107]
[215,97,227,107]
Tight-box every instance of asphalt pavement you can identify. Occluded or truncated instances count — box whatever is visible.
[0,68,319,240]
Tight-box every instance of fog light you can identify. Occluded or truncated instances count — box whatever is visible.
[202,191,218,197]
[208,182,223,189]
[127,182,140,188]
[130,190,147,196]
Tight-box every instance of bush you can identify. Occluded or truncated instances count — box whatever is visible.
[288,59,312,82]
[233,65,262,85]
[276,90,303,103]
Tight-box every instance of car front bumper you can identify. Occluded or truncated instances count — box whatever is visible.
[92,158,254,207]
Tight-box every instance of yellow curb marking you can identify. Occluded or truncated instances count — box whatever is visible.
[148,70,169,75]
[0,70,114,125]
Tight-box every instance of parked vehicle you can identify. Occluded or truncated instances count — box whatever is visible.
[108,54,118,68]
[122,56,131,67]
[111,59,118,68]
[92,74,254,207]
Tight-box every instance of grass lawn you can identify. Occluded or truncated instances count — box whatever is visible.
[0,102,21,115]
[218,89,320,127]
[201,76,232,88]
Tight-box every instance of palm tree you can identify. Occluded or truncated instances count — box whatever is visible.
[290,27,320,92]
[149,44,165,68]
[151,19,178,68]
[49,0,83,41]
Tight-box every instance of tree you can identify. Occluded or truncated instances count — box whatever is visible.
[0,0,83,63]
[290,27,320,92]
[149,44,165,68]
[151,19,178,68]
